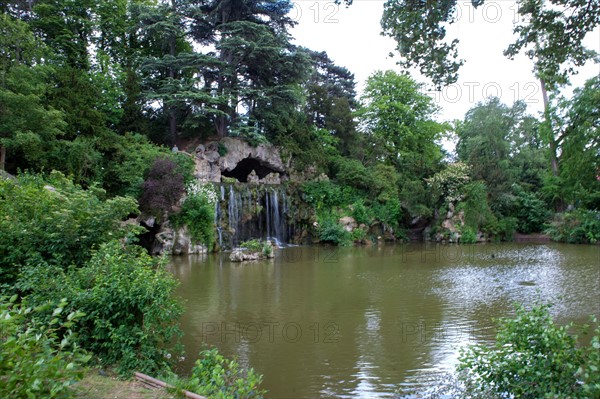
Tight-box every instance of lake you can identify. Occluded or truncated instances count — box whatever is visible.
[169,243,600,398]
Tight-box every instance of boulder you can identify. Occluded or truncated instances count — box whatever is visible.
[247,169,259,184]
[339,216,357,232]
[260,172,281,185]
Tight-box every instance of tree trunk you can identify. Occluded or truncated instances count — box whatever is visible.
[540,78,560,177]
[0,145,5,171]
[168,19,177,146]
[540,78,566,211]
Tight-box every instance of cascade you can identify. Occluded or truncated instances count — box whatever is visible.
[216,184,291,248]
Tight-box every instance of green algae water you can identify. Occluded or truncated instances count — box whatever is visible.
[169,243,600,398]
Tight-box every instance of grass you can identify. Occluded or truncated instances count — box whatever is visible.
[72,369,175,399]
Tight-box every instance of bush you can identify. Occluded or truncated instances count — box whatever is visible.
[317,218,352,246]
[511,184,550,233]
[71,241,183,375]
[172,183,217,247]
[461,182,493,231]
[240,239,263,253]
[546,209,600,244]
[460,227,477,243]
[371,197,402,229]
[19,241,184,375]
[301,180,345,210]
[171,347,266,399]
[351,199,372,226]
[458,302,600,398]
[138,158,185,221]
[0,296,91,399]
[0,172,139,289]
[334,157,370,190]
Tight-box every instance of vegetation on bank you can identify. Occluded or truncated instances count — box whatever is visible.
[0,0,598,397]
[0,174,265,398]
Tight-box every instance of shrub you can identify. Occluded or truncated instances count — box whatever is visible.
[138,158,185,220]
[71,241,183,375]
[511,184,550,233]
[351,199,372,226]
[262,241,273,257]
[459,182,494,233]
[301,180,345,210]
[0,296,91,399]
[334,157,370,190]
[317,218,352,246]
[240,239,263,253]
[172,183,217,248]
[458,302,600,398]
[351,227,367,242]
[171,347,266,399]
[20,242,184,375]
[0,172,139,290]
[104,133,193,197]
[371,197,402,229]
[546,209,600,244]
[460,227,477,244]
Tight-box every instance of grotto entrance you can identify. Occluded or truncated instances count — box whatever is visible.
[221,157,278,182]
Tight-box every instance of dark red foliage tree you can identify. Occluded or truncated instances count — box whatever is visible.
[138,158,184,220]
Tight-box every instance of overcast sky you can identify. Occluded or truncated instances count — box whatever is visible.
[290,0,600,122]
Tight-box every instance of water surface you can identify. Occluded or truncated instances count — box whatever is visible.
[169,243,600,398]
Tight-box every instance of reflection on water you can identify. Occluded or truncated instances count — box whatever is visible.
[169,243,600,398]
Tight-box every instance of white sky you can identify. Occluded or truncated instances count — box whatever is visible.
[290,0,600,122]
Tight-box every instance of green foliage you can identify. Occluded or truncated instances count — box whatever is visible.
[301,180,346,210]
[357,70,445,180]
[21,241,184,376]
[0,172,139,289]
[546,210,600,244]
[240,239,263,253]
[371,198,402,230]
[106,133,191,197]
[460,182,493,232]
[333,157,370,190]
[351,227,367,243]
[172,183,217,248]
[459,227,477,244]
[172,347,266,399]
[317,217,352,247]
[0,296,91,399]
[381,0,599,89]
[261,241,273,258]
[218,142,228,157]
[70,241,183,375]
[511,184,551,233]
[351,199,372,226]
[458,302,600,398]
[230,122,270,147]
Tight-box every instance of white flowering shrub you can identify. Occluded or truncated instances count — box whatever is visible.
[186,182,218,207]
[426,162,471,204]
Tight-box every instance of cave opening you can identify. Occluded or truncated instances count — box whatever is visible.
[221,157,278,182]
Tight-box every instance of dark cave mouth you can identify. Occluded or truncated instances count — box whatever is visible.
[222,157,279,182]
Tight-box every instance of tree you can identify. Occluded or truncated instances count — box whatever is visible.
[545,77,600,208]
[357,71,447,218]
[381,0,599,190]
[357,70,446,180]
[186,0,309,138]
[381,0,599,90]
[303,50,359,156]
[456,98,544,205]
[0,14,66,172]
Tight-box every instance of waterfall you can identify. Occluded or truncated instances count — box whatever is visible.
[216,184,291,248]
